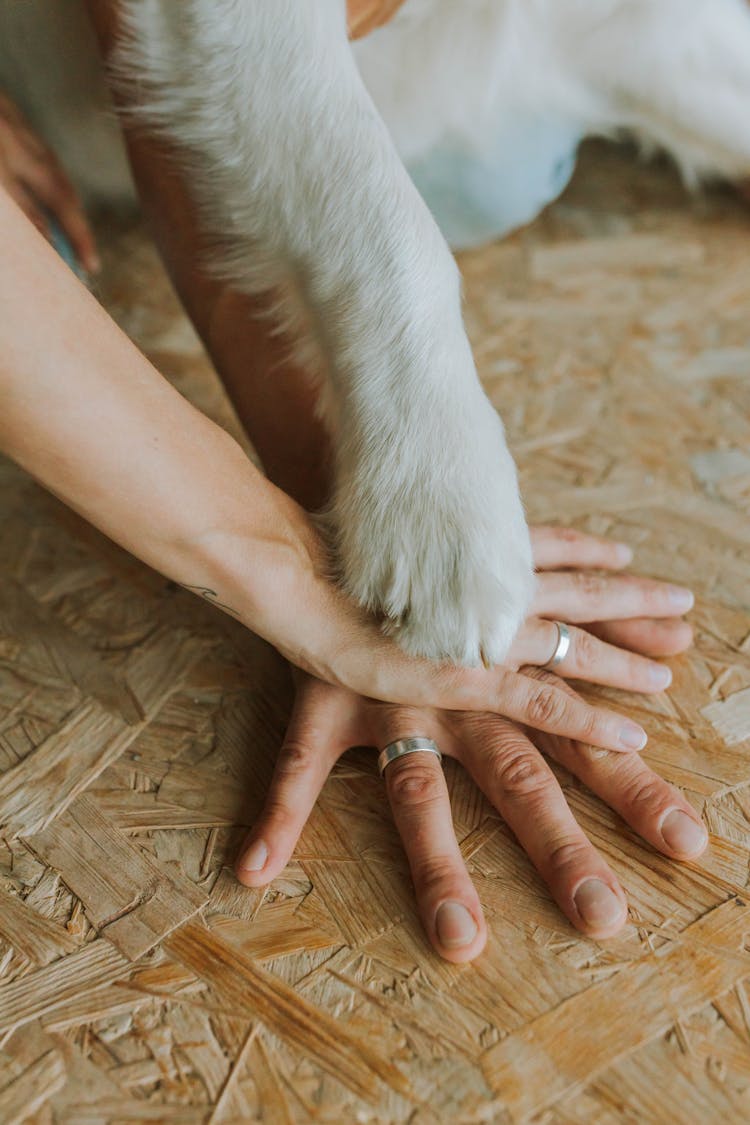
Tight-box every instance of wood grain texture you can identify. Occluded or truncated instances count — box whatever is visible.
[0,140,749,1121]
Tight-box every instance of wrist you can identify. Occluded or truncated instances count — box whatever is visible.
[173,473,327,635]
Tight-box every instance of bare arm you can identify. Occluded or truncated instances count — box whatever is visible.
[84,0,332,510]
[0,185,322,615]
[0,185,650,748]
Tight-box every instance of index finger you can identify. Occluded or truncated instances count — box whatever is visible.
[343,643,647,754]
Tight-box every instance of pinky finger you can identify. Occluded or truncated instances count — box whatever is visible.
[588,617,693,658]
[513,619,673,694]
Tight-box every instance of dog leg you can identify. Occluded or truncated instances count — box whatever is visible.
[115,0,534,665]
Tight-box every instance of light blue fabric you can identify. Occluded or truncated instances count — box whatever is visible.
[407,113,583,250]
[47,212,86,279]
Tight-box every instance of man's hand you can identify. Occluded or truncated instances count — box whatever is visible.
[235,528,705,961]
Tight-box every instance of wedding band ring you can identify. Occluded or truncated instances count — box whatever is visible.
[378,737,442,776]
[543,621,571,669]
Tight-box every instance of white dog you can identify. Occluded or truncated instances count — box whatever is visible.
[4,0,749,664]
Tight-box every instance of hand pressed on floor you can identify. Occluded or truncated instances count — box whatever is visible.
[235,528,706,961]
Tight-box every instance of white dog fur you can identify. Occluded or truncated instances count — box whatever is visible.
[3,0,749,664]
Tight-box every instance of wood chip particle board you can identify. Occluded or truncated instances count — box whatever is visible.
[702,687,750,747]
[26,793,208,961]
[0,141,749,1121]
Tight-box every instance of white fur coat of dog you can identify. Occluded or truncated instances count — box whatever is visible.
[3,0,748,663]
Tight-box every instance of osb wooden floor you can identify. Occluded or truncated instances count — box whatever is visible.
[1,141,750,1124]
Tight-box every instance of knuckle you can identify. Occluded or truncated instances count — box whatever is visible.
[555,527,582,545]
[526,685,567,728]
[641,579,664,608]
[574,572,604,598]
[414,856,462,896]
[275,738,315,779]
[493,747,550,798]
[387,760,443,806]
[576,706,601,744]
[623,775,669,814]
[545,837,589,874]
[571,628,596,666]
[382,707,426,731]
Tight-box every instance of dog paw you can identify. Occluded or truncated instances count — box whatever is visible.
[333,397,535,666]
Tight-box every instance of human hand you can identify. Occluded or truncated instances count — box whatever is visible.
[507,525,694,689]
[227,508,662,754]
[0,92,98,272]
[235,529,704,959]
[0,185,673,764]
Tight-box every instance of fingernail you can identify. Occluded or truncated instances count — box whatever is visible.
[660,809,707,856]
[435,901,477,949]
[648,663,672,690]
[574,879,624,927]
[615,543,634,565]
[668,586,694,611]
[238,839,268,872]
[619,721,647,750]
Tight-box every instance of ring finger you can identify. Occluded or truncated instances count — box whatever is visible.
[589,617,693,658]
[378,709,487,962]
[512,618,673,693]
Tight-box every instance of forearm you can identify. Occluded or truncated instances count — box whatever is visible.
[121,141,334,511]
[85,0,334,511]
[0,186,318,628]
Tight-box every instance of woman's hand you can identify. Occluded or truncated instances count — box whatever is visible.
[509,526,695,689]
[235,529,705,961]
[245,520,691,754]
[0,92,98,272]
[0,190,655,760]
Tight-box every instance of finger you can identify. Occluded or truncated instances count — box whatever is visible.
[2,180,49,239]
[379,712,486,962]
[300,579,647,751]
[511,619,673,693]
[530,526,633,571]
[533,571,694,623]
[20,157,100,273]
[458,714,627,937]
[588,617,693,658]
[420,663,647,752]
[440,666,647,753]
[528,673,708,861]
[234,681,344,886]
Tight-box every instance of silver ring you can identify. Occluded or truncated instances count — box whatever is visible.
[378,737,442,776]
[543,621,571,669]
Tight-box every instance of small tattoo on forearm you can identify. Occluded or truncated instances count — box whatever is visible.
[181,584,241,618]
